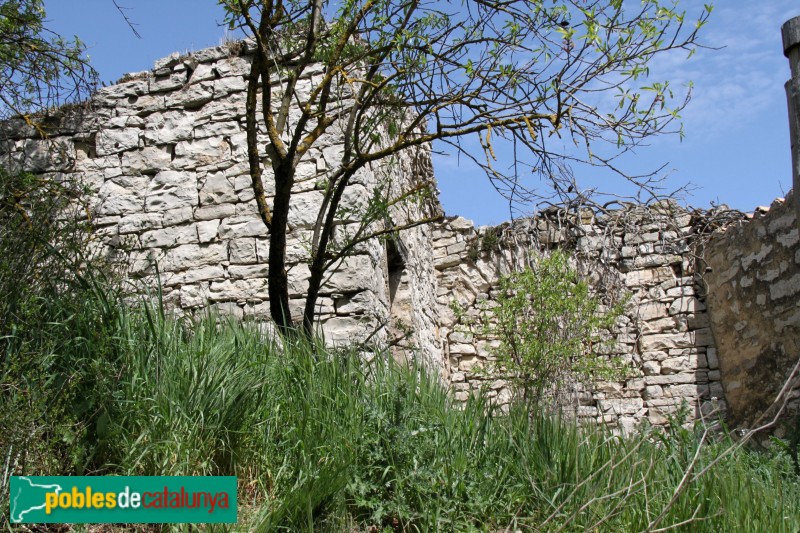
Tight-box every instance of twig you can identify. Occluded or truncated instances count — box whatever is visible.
[112,0,142,39]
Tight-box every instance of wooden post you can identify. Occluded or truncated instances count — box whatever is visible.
[783,17,800,220]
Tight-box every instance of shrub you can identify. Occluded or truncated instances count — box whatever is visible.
[489,250,627,404]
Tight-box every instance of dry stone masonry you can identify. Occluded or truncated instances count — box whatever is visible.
[430,204,723,432]
[0,42,438,357]
[704,194,800,428]
[1,41,799,433]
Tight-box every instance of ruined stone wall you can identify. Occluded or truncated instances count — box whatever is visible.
[3,42,800,432]
[704,194,800,428]
[0,42,441,366]
[427,205,723,431]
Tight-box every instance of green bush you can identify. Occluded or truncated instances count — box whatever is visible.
[0,168,119,516]
[490,250,627,404]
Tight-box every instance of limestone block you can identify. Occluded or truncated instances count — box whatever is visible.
[162,243,226,272]
[641,317,678,334]
[166,82,214,109]
[145,170,198,212]
[449,217,475,231]
[186,63,217,84]
[706,347,719,370]
[174,136,230,169]
[434,254,462,269]
[150,71,185,93]
[200,172,238,205]
[643,360,661,376]
[660,356,696,375]
[778,228,799,248]
[448,372,466,383]
[218,216,268,239]
[335,291,377,314]
[294,297,335,317]
[195,203,236,221]
[228,264,269,280]
[628,254,681,270]
[141,224,198,248]
[450,343,477,356]
[95,79,148,101]
[449,331,474,344]
[694,328,714,347]
[601,398,643,415]
[321,255,377,293]
[643,385,663,399]
[96,128,140,156]
[669,296,706,315]
[287,263,311,296]
[144,111,195,144]
[180,284,208,308]
[209,278,269,301]
[639,332,695,351]
[118,213,162,234]
[96,178,147,215]
[193,120,241,139]
[121,146,172,175]
[638,301,669,320]
[319,316,375,344]
[286,234,312,262]
[128,249,163,276]
[625,266,673,287]
[454,391,470,402]
[458,355,482,371]
[167,266,225,286]
[644,374,696,386]
[197,219,220,243]
[663,384,706,398]
[287,191,325,228]
[212,75,247,96]
[229,238,257,264]
[648,410,670,426]
[160,207,193,226]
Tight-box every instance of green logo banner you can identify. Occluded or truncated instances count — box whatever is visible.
[9,476,237,524]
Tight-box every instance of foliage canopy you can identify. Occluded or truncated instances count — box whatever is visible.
[218,0,711,333]
[0,0,97,125]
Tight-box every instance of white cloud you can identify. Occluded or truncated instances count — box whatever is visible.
[647,0,800,138]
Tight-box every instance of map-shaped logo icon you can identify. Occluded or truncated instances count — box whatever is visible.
[10,476,63,523]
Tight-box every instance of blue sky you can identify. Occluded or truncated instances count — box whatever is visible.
[43,1,800,225]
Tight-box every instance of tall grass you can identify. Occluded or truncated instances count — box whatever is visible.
[3,287,800,530]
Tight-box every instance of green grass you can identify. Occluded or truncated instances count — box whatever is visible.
[3,288,800,531]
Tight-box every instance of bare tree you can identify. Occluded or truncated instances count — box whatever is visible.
[218,0,711,335]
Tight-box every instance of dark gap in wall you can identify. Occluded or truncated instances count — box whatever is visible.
[74,136,96,159]
[386,238,406,308]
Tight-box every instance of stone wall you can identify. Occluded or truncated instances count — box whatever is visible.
[0,42,440,365]
[704,194,800,427]
[2,42,800,432]
[426,204,723,431]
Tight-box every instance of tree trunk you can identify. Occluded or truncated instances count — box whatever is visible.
[268,165,294,333]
